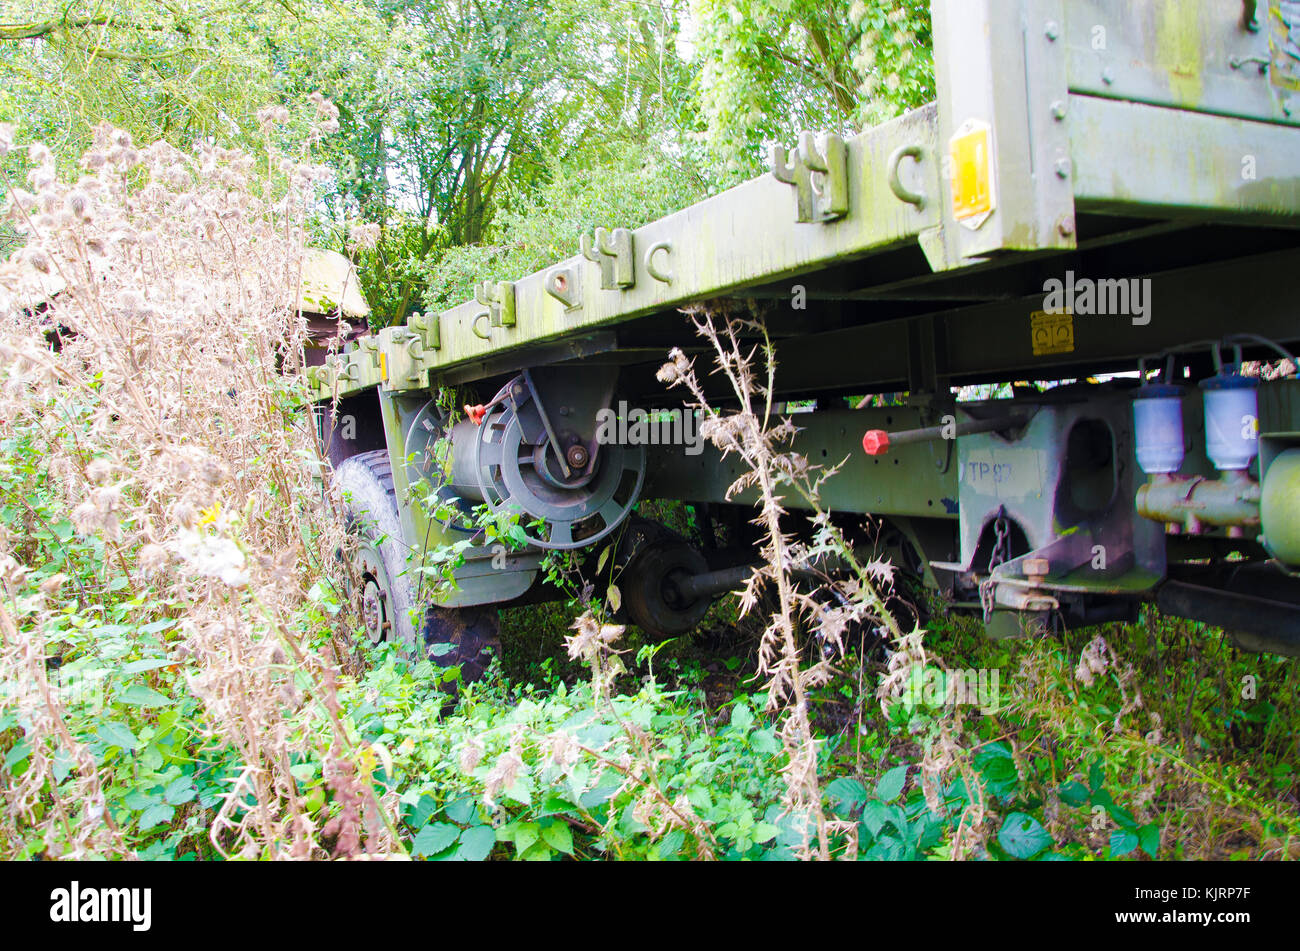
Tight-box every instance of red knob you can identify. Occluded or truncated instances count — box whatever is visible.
[862,429,891,456]
[465,403,488,425]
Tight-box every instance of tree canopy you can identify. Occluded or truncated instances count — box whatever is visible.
[1,0,934,322]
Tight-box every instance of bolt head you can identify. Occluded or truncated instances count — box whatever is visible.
[1050,100,1068,120]
[862,430,891,456]
[1054,157,1072,178]
[1023,557,1050,578]
[1045,20,1060,40]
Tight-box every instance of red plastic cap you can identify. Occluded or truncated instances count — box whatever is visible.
[862,429,891,456]
[465,403,488,425]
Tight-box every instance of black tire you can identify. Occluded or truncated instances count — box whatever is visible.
[334,450,421,647]
[333,450,500,683]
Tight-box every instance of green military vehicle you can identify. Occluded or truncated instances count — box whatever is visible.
[308,0,1300,675]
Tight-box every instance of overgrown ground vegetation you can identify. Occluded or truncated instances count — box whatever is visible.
[1,1,1297,862]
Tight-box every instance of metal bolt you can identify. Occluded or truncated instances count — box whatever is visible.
[1023,557,1050,583]
[566,445,589,468]
[1050,99,1067,120]
[1045,20,1060,40]
[1058,215,1076,237]
[1054,157,1072,179]
[1102,66,1115,85]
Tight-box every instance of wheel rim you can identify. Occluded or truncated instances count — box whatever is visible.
[360,576,387,643]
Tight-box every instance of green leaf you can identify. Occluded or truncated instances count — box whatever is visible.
[579,782,620,809]
[657,829,685,859]
[875,765,908,802]
[861,800,892,837]
[997,812,1052,860]
[457,825,496,861]
[1058,780,1090,807]
[825,777,867,817]
[520,841,553,861]
[444,795,476,825]
[1138,823,1160,859]
[729,702,754,733]
[96,721,140,751]
[124,790,156,811]
[163,778,197,805]
[975,746,1020,796]
[752,822,779,844]
[1110,827,1139,857]
[118,685,172,707]
[750,729,780,754]
[541,820,573,855]
[138,803,175,830]
[413,822,460,857]
[511,821,541,856]
[4,739,31,770]
[866,835,904,861]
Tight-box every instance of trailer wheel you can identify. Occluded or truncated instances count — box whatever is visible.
[334,450,420,648]
[333,450,500,683]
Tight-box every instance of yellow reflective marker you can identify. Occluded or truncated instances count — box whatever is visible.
[379,351,388,384]
[1031,309,1074,356]
[949,118,995,229]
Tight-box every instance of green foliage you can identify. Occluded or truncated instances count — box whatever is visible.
[687,0,934,179]
[420,143,709,312]
[344,643,797,861]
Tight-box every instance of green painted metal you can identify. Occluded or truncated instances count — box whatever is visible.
[376,388,543,608]
[1262,447,1300,564]
[1068,95,1300,218]
[1061,0,1300,127]
[644,406,957,518]
[311,101,944,400]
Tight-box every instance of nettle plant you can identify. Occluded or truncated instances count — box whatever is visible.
[0,105,401,859]
[347,622,799,861]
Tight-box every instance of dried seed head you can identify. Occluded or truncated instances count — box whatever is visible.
[85,457,113,484]
[138,543,168,572]
[459,736,484,774]
[38,572,67,595]
[25,247,51,274]
[66,190,91,220]
[0,554,29,587]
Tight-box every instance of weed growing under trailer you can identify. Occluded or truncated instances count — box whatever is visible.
[311,0,1300,667]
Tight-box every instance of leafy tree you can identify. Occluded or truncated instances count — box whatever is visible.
[687,0,933,179]
[0,1,354,156]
